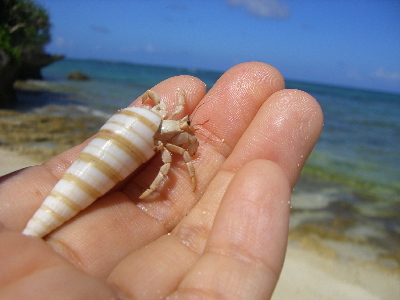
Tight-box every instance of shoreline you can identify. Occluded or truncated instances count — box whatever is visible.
[0,105,102,163]
[1,149,399,299]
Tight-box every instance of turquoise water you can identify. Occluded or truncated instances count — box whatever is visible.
[288,81,400,202]
[38,59,221,112]
[18,58,400,262]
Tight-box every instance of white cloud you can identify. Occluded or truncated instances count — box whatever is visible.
[54,36,64,47]
[227,0,289,19]
[53,36,74,49]
[371,67,400,81]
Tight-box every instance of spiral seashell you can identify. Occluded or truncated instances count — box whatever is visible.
[22,106,162,238]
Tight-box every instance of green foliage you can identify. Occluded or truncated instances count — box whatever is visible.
[0,26,20,62]
[0,0,50,61]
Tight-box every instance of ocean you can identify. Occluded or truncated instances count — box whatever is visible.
[13,58,400,267]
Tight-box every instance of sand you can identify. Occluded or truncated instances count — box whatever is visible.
[273,244,399,299]
[1,149,399,299]
[0,149,41,177]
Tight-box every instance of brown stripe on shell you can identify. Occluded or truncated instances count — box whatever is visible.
[106,119,155,151]
[119,109,160,133]
[50,189,84,214]
[63,173,103,200]
[97,129,149,164]
[78,152,124,184]
[38,203,68,226]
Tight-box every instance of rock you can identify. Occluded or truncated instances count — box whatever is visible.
[0,49,19,108]
[18,47,64,80]
[67,71,91,81]
[0,46,64,108]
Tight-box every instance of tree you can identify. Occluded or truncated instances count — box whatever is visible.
[0,0,62,108]
[1,0,50,60]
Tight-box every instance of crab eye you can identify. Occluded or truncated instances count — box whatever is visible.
[187,120,191,126]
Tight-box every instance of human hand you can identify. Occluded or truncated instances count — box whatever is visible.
[0,62,323,299]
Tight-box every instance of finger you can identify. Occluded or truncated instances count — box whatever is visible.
[224,88,324,187]
[107,234,199,299]
[127,62,285,236]
[0,223,116,299]
[191,61,285,155]
[107,62,290,296]
[173,88,323,256]
[108,160,291,299]
[130,85,322,295]
[0,156,76,231]
[170,160,291,299]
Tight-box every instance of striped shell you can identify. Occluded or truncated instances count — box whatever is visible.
[22,106,162,238]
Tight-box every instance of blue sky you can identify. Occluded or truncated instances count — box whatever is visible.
[34,0,400,94]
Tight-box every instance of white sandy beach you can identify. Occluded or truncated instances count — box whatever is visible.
[273,245,399,300]
[0,149,41,177]
[1,149,399,299]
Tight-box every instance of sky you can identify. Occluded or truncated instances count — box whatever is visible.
[34,0,400,94]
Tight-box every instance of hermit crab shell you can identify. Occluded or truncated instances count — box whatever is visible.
[22,106,162,238]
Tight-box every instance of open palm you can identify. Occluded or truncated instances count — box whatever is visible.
[0,62,322,299]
